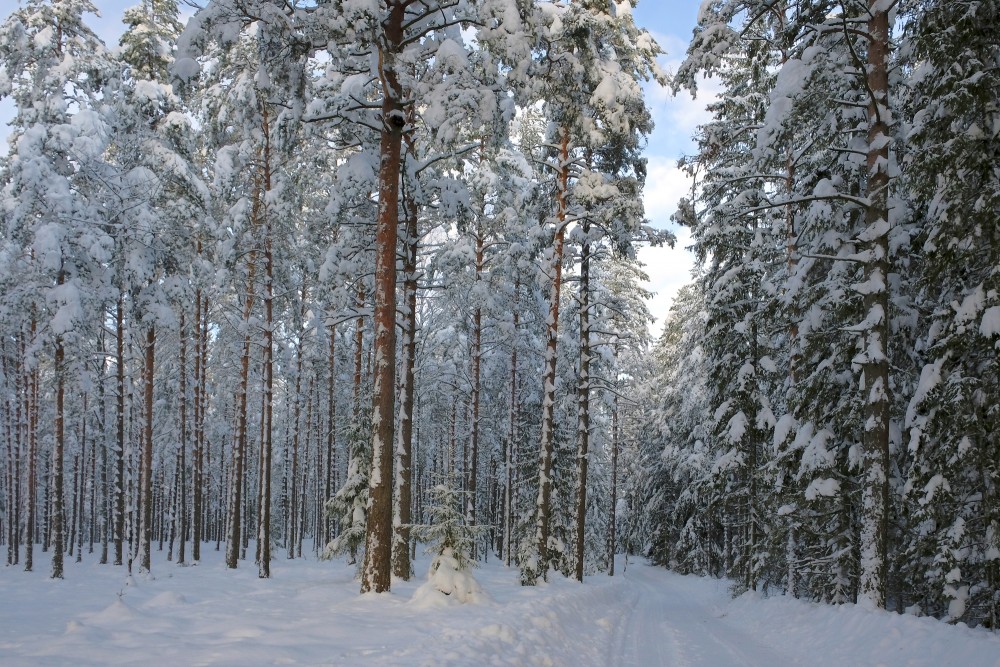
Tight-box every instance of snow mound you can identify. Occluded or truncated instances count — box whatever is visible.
[411,549,490,607]
[88,599,136,624]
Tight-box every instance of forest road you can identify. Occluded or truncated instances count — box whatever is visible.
[611,562,798,667]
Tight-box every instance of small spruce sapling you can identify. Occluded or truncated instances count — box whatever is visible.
[409,477,489,604]
[322,415,371,567]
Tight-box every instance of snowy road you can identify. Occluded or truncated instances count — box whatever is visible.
[614,562,795,667]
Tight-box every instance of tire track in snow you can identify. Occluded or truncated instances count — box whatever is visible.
[612,562,799,667]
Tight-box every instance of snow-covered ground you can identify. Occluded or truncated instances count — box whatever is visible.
[1,547,998,666]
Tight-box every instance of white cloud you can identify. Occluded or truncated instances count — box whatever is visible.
[669,74,724,133]
[637,231,694,337]
[639,156,694,333]
[643,155,691,229]
[639,159,696,336]
[635,51,719,337]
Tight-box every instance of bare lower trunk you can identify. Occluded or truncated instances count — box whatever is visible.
[77,401,87,563]
[52,275,67,579]
[114,297,125,566]
[259,174,275,578]
[25,327,37,571]
[531,129,570,584]
[325,327,336,545]
[227,250,257,570]
[178,311,187,565]
[361,0,405,594]
[858,0,891,609]
[392,185,418,580]
[607,397,619,576]
[140,326,155,573]
[467,227,484,553]
[192,291,206,563]
[573,231,591,582]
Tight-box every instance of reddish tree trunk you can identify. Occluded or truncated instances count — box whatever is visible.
[360,0,406,595]
[533,129,570,583]
[392,181,419,580]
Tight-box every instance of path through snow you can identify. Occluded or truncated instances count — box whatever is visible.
[614,562,795,666]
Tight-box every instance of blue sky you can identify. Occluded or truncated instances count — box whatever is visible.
[3,0,713,334]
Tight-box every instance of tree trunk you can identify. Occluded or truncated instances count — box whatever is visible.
[2,348,16,567]
[193,290,207,562]
[177,311,187,565]
[69,454,78,559]
[25,327,37,571]
[392,181,418,580]
[857,0,892,609]
[114,295,126,566]
[467,224,484,556]
[226,241,257,569]
[140,326,155,573]
[504,284,519,568]
[607,396,619,576]
[99,346,109,565]
[259,226,274,578]
[325,326,337,545]
[76,400,87,563]
[532,128,570,584]
[288,278,308,560]
[51,279,67,579]
[573,228,591,582]
[360,0,405,595]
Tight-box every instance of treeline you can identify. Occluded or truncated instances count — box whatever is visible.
[635,0,999,628]
[0,0,662,589]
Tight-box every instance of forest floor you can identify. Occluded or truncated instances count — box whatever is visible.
[1,545,998,666]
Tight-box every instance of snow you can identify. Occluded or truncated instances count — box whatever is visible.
[411,548,489,607]
[171,57,201,83]
[953,285,985,326]
[980,305,1000,338]
[804,477,841,501]
[1,550,999,666]
[907,356,946,428]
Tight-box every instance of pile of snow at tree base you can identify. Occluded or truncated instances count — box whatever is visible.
[1,551,998,666]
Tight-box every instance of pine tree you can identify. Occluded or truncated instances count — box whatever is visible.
[0,0,115,579]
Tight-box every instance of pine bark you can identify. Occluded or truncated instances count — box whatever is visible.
[140,326,155,573]
[226,236,257,569]
[76,402,87,563]
[573,227,591,582]
[324,326,336,546]
[192,290,206,563]
[288,279,308,560]
[360,0,405,595]
[177,311,187,565]
[51,281,66,579]
[114,296,126,566]
[259,205,274,578]
[392,183,418,580]
[858,0,892,609]
[467,226,484,549]
[25,328,37,572]
[533,129,570,583]
[607,397,619,576]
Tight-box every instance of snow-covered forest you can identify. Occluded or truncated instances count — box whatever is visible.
[0,0,998,654]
